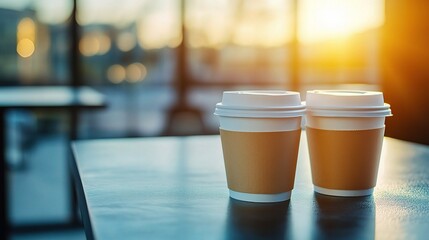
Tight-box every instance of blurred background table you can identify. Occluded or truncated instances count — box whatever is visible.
[71,133,429,240]
[0,86,106,239]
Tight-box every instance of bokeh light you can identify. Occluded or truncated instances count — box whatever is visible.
[17,17,36,58]
[17,17,36,41]
[126,63,147,83]
[98,33,111,55]
[117,32,136,52]
[79,32,111,57]
[17,38,35,58]
[79,34,99,57]
[107,64,126,84]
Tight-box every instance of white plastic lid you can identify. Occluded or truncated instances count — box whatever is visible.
[306,90,392,117]
[214,90,305,118]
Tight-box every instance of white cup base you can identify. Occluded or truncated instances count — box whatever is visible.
[314,186,374,197]
[229,190,291,203]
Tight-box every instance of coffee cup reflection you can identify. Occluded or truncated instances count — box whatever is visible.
[225,198,290,240]
[311,193,375,239]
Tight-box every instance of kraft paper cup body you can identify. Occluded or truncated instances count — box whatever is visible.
[214,90,305,203]
[306,90,392,197]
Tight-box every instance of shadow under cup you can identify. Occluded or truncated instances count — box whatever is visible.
[225,198,290,240]
[311,193,375,239]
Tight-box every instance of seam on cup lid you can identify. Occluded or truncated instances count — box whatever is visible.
[214,108,306,118]
[215,102,306,111]
[309,89,379,95]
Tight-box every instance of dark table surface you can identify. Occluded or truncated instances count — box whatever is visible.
[71,133,429,240]
[0,86,106,239]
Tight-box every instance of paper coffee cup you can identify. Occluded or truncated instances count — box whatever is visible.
[215,90,305,203]
[305,90,392,197]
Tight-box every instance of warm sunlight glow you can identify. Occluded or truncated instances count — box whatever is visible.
[73,0,384,49]
[299,0,385,43]
[137,11,181,50]
[167,34,183,48]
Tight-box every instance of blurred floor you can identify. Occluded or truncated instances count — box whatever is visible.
[8,133,85,239]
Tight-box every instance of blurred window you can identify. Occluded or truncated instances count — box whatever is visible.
[0,0,72,85]
[0,0,75,225]
[1,0,386,136]
[0,0,386,230]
